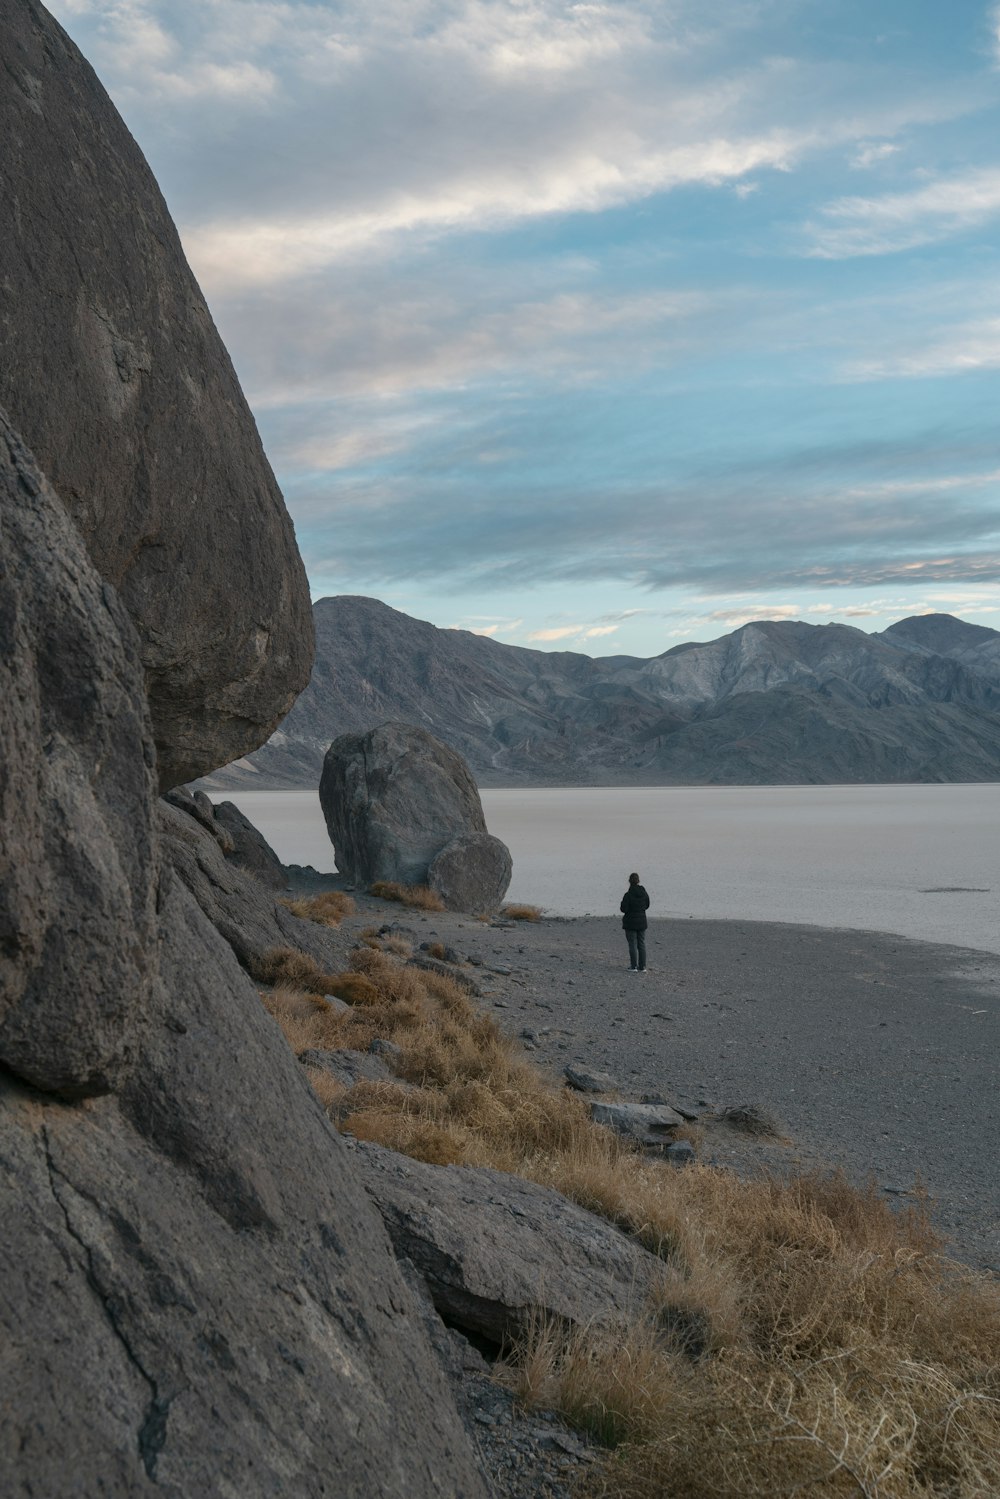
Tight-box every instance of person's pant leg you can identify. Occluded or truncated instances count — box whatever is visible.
[637,931,646,970]
[626,930,639,968]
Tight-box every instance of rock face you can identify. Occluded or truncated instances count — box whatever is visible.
[350,1141,666,1345]
[204,594,1000,790]
[320,722,512,908]
[0,0,314,787]
[0,410,158,1098]
[427,833,513,915]
[211,799,288,889]
[0,383,483,1497]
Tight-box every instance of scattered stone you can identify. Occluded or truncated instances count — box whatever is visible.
[589,1101,685,1146]
[641,1092,700,1121]
[666,1141,696,1168]
[714,1104,783,1138]
[565,1065,619,1095]
[320,994,352,1015]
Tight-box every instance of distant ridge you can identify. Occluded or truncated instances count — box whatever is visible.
[198,597,1000,790]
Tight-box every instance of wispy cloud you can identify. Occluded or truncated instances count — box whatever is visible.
[526,625,584,642]
[805,167,1000,258]
[850,140,899,169]
[845,317,1000,380]
[184,133,800,289]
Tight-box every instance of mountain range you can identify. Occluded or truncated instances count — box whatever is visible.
[198,597,1000,790]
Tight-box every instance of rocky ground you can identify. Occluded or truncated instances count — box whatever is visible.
[290,866,1000,1276]
[280,868,1000,1495]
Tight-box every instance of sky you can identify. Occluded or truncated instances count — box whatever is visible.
[50,0,1000,658]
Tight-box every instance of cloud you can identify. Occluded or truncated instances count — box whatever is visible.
[184,133,800,289]
[850,141,899,169]
[690,602,802,628]
[296,435,1000,602]
[804,168,1000,258]
[844,317,1000,380]
[238,283,717,415]
[526,625,584,641]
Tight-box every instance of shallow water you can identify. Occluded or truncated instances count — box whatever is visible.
[213,784,1000,954]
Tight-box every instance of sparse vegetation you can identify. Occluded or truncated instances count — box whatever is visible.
[259,942,1000,1497]
[279,890,356,926]
[370,879,446,912]
[502,903,543,922]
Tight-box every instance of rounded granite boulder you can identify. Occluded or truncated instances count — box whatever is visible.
[320,722,512,909]
[427,834,512,914]
[0,0,313,787]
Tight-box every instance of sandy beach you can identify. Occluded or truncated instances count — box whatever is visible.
[301,876,1000,1275]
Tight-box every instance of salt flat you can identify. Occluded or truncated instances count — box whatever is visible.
[216,784,1000,954]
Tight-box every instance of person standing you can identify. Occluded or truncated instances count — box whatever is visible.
[620,872,650,972]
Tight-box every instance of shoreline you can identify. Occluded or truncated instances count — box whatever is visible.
[219,785,1000,954]
[311,877,1000,1274]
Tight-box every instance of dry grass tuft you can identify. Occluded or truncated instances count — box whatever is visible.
[279,890,356,926]
[251,946,343,994]
[369,880,446,912]
[502,903,543,922]
[425,941,447,960]
[381,934,414,957]
[258,940,1000,1497]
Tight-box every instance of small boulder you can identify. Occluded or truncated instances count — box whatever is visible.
[565,1065,619,1095]
[590,1101,685,1146]
[427,833,512,914]
[299,1048,397,1089]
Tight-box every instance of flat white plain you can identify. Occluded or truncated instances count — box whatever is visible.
[216,784,1000,954]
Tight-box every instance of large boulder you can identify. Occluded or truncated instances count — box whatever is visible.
[0,0,313,788]
[320,722,512,908]
[0,413,486,1493]
[0,409,158,1098]
[350,1141,667,1345]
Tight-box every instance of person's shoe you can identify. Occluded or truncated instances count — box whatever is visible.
[638,967,648,974]
[627,966,638,972]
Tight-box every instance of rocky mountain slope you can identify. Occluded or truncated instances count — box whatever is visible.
[202,596,1000,789]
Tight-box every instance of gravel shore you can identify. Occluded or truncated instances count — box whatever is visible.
[335,892,1000,1275]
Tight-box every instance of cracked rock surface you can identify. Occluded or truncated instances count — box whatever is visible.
[0,412,486,1495]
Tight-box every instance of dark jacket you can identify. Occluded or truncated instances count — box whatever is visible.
[620,885,650,931]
